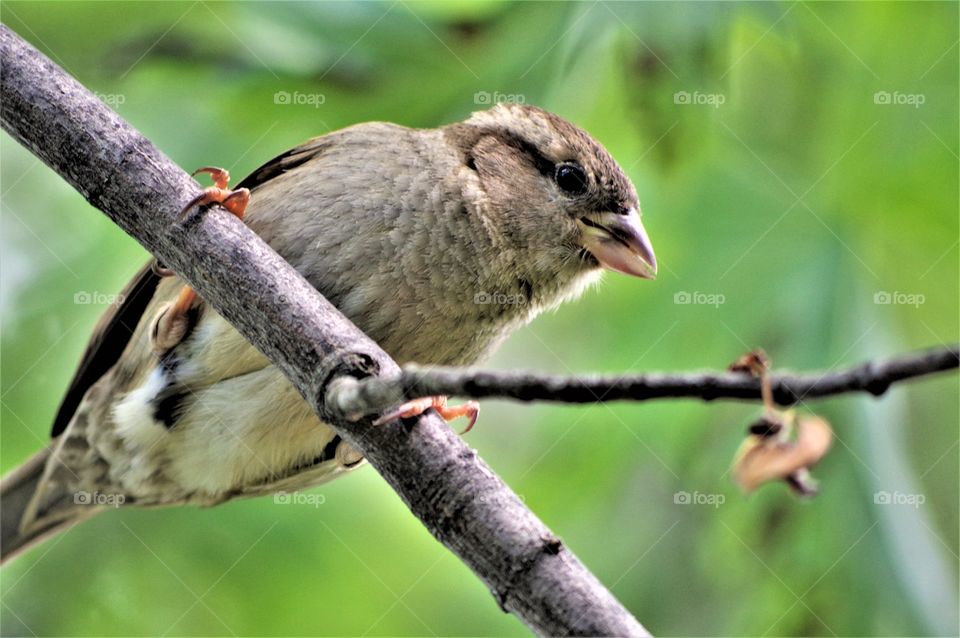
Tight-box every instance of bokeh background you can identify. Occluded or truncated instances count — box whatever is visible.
[1,2,957,636]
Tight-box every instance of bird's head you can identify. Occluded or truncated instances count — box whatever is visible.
[446,103,657,282]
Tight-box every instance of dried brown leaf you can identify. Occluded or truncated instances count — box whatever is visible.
[733,413,833,496]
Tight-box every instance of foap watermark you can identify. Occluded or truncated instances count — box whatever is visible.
[74,291,125,305]
[255,289,291,307]
[474,291,527,306]
[874,291,925,307]
[474,492,525,507]
[674,91,725,108]
[273,490,326,507]
[474,91,526,105]
[874,490,925,508]
[674,491,725,508]
[873,91,925,108]
[674,291,725,307]
[74,490,125,507]
[274,91,326,108]
[94,92,126,106]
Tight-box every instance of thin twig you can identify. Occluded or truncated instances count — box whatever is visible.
[328,346,959,418]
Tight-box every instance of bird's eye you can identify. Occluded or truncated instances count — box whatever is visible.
[554,162,588,195]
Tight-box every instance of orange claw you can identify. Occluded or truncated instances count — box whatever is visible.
[171,284,198,317]
[151,285,199,353]
[373,396,480,434]
[154,166,251,351]
[192,166,231,189]
[179,166,250,221]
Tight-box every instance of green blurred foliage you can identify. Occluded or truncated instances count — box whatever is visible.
[1,2,957,636]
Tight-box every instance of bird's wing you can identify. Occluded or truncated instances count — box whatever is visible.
[49,135,340,438]
[236,136,333,191]
[50,262,160,437]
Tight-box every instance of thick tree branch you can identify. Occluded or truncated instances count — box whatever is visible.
[329,346,959,417]
[0,26,649,636]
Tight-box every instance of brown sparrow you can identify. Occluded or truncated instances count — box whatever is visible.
[0,104,656,562]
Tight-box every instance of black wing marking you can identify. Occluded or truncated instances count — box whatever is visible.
[50,263,160,437]
[235,136,332,192]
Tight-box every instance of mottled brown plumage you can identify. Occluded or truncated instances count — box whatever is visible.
[0,104,656,562]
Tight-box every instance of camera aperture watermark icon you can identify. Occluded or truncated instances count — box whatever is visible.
[674,91,725,108]
[474,91,526,106]
[74,490,125,507]
[273,490,326,507]
[474,291,527,306]
[674,291,725,308]
[274,91,326,108]
[873,91,924,108]
[874,291,925,308]
[674,491,725,508]
[74,291,125,305]
[874,490,925,508]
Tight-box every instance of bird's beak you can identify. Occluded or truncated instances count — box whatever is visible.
[577,208,657,279]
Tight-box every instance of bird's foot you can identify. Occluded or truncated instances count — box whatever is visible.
[151,259,175,278]
[151,286,199,353]
[179,166,250,221]
[151,167,250,353]
[373,396,480,434]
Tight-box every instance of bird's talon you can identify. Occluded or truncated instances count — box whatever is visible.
[372,396,435,426]
[373,396,480,433]
[169,166,252,312]
[178,191,208,221]
[179,166,250,221]
[191,166,231,190]
[149,279,202,352]
[443,401,480,434]
[151,260,175,277]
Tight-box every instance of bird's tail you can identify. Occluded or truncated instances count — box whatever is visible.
[1,446,86,564]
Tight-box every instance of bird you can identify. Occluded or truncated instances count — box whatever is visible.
[0,103,657,563]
